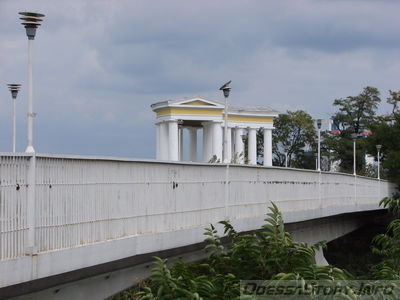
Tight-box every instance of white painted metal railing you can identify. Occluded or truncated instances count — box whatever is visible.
[0,155,29,261]
[0,153,396,263]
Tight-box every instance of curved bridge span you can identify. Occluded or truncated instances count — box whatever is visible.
[0,153,396,299]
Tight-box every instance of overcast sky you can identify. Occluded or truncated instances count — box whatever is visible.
[0,0,399,158]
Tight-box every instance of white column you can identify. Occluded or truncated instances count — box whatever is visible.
[231,129,235,161]
[168,120,179,161]
[263,128,272,166]
[203,123,208,162]
[234,127,244,163]
[159,122,169,160]
[212,122,223,161]
[189,127,197,162]
[178,127,183,161]
[225,127,232,163]
[248,128,257,165]
[156,123,160,159]
[203,122,213,162]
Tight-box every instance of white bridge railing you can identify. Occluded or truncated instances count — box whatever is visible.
[0,153,396,284]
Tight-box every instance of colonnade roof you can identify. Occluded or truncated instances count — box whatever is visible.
[151,96,279,118]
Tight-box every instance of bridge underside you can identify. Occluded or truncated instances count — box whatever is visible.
[4,210,387,300]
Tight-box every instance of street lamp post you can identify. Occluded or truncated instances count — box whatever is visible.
[219,81,231,163]
[7,84,21,152]
[19,12,45,153]
[314,153,318,171]
[376,144,382,180]
[285,151,288,168]
[317,119,322,171]
[351,133,357,176]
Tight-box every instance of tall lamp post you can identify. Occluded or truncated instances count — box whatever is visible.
[376,144,382,180]
[219,80,231,163]
[317,119,322,171]
[351,133,358,176]
[7,84,21,152]
[19,11,45,153]
[314,153,318,171]
[285,151,288,168]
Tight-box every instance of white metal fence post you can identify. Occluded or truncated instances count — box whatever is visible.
[354,175,357,208]
[26,154,36,254]
[224,164,230,220]
[318,171,322,210]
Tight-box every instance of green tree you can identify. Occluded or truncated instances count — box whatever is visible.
[365,90,400,185]
[322,131,368,174]
[324,87,381,173]
[387,90,400,115]
[270,110,317,168]
[332,86,381,134]
[371,197,400,280]
[365,92,400,281]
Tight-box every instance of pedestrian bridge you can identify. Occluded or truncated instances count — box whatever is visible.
[0,153,396,299]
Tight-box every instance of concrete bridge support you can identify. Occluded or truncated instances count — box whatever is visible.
[7,211,380,300]
[286,212,372,266]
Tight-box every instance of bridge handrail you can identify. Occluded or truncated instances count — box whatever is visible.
[0,153,396,263]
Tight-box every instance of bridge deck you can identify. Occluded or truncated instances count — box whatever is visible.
[0,153,396,290]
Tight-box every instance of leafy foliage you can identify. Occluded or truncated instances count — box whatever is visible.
[371,197,400,280]
[127,203,352,299]
[380,197,400,216]
[324,87,381,173]
[387,90,400,115]
[332,86,381,134]
[323,130,367,174]
[270,110,316,168]
[365,113,400,185]
[230,151,247,164]
[208,155,221,163]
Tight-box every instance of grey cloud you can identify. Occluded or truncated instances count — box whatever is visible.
[0,0,399,157]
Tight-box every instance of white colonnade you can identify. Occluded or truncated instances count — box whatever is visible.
[152,97,278,165]
[156,121,273,166]
[231,126,273,166]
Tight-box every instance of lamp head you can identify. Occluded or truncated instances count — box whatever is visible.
[19,12,45,40]
[219,80,231,98]
[317,119,322,129]
[7,84,21,99]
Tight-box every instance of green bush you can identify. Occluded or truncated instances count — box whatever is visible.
[127,203,352,299]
